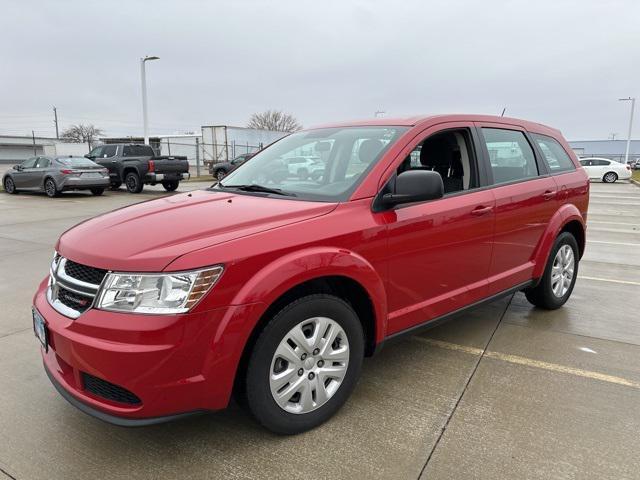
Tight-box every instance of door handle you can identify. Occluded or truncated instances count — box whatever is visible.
[471,205,493,216]
[542,190,556,200]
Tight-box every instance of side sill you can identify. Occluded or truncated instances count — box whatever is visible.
[372,280,535,354]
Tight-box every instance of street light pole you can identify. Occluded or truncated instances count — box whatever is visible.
[619,97,635,165]
[140,55,160,145]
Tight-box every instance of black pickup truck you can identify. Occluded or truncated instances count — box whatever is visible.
[86,144,190,193]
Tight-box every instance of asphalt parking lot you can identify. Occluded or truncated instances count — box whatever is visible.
[1,180,639,480]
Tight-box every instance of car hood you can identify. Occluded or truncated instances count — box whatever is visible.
[56,189,337,271]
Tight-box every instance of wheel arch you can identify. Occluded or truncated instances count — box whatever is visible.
[531,204,586,279]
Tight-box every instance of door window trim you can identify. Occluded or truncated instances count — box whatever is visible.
[474,123,549,189]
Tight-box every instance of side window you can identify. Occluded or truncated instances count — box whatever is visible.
[579,159,589,167]
[35,157,50,168]
[597,160,611,166]
[531,133,575,173]
[21,158,37,168]
[396,128,477,194]
[102,145,117,158]
[89,146,103,157]
[482,128,538,184]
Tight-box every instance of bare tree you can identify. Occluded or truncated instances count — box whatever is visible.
[60,124,104,147]
[247,110,302,132]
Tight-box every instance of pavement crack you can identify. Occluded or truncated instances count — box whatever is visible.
[0,466,17,480]
[417,294,514,479]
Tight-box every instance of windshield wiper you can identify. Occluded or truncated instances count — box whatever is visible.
[219,183,296,197]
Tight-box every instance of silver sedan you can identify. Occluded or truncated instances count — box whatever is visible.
[2,156,110,197]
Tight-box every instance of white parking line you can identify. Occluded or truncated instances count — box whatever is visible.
[588,221,640,226]
[578,276,640,286]
[411,337,640,390]
[587,240,640,247]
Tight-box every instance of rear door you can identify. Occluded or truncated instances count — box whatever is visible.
[31,156,52,190]
[94,145,119,179]
[476,124,558,294]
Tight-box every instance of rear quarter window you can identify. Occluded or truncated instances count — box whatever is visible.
[123,145,155,157]
[531,133,575,173]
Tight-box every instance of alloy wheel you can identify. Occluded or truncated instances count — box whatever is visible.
[45,179,57,197]
[269,317,349,414]
[551,245,574,297]
[216,170,226,181]
[604,172,617,183]
[4,177,15,193]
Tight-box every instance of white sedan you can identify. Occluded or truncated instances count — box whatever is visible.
[579,157,632,183]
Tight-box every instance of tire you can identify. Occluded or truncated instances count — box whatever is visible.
[125,171,143,193]
[603,171,618,183]
[110,182,122,190]
[3,176,17,194]
[524,232,579,310]
[244,294,364,434]
[162,180,179,192]
[215,169,226,181]
[90,188,104,196]
[44,178,59,197]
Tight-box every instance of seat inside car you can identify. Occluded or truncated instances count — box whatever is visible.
[420,134,464,193]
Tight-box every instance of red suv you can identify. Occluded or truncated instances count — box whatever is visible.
[33,115,589,434]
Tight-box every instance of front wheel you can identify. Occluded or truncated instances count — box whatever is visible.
[44,178,59,197]
[3,177,17,194]
[603,171,618,183]
[524,232,579,310]
[215,169,226,181]
[125,172,143,193]
[244,294,364,434]
[162,180,179,192]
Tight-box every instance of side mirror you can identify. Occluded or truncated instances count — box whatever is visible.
[381,170,443,208]
[13,165,22,171]
[85,154,95,159]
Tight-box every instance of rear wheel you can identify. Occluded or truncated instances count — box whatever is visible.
[603,171,618,183]
[162,180,179,192]
[44,178,59,197]
[524,232,579,310]
[3,177,17,194]
[215,169,226,181]
[125,172,143,193]
[244,294,364,434]
[90,188,104,196]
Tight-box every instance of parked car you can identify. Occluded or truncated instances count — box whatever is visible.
[283,156,325,180]
[209,153,254,181]
[86,144,190,193]
[33,114,588,434]
[578,157,632,182]
[3,156,109,197]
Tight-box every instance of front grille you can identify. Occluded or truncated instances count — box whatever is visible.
[48,256,106,319]
[64,260,108,285]
[57,286,92,313]
[82,372,142,405]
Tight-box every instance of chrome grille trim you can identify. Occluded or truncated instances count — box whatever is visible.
[47,256,106,319]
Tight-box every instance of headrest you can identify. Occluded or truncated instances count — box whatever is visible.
[420,136,451,167]
[358,139,384,164]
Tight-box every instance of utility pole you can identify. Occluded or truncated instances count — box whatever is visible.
[53,106,59,139]
[619,97,635,165]
[140,55,160,145]
[32,130,37,155]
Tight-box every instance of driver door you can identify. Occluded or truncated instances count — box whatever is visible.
[382,123,495,335]
[12,157,38,189]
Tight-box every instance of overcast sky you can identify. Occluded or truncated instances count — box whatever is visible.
[1,0,639,140]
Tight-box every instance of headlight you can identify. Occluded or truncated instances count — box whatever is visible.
[96,266,223,314]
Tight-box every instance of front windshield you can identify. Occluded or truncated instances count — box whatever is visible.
[213,126,408,201]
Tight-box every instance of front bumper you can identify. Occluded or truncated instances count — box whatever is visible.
[33,278,261,424]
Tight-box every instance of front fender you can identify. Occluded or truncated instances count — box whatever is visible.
[531,203,585,279]
[227,247,388,344]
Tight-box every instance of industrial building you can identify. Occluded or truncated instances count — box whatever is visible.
[569,139,640,162]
